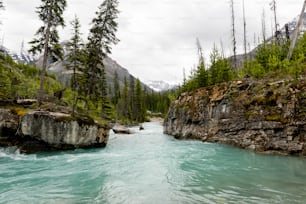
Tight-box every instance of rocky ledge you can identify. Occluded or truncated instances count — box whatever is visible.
[164,79,306,156]
[0,109,109,153]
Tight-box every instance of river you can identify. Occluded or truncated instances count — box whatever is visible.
[1,122,306,204]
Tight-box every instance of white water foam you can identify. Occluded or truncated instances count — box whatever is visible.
[0,147,37,160]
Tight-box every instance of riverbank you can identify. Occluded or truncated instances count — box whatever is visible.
[0,101,109,153]
[164,78,306,156]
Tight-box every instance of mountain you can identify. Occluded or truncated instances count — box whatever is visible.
[0,43,153,93]
[34,43,153,93]
[0,46,34,64]
[277,12,306,40]
[147,80,177,92]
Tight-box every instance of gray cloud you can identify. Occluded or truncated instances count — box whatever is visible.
[1,0,302,84]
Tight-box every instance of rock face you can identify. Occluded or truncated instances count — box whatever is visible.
[0,109,20,146]
[0,109,109,153]
[164,79,306,156]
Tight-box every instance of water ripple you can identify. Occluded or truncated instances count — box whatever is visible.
[1,122,306,203]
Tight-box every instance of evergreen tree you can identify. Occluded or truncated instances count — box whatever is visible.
[112,70,120,105]
[118,77,129,119]
[195,62,209,87]
[66,15,83,115]
[135,79,145,122]
[195,38,209,87]
[85,0,119,118]
[129,76,135,120]
[100,66,112,118]
[29,0,67,104]
[209,45,221,85]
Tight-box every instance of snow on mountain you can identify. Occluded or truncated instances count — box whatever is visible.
[0,46,34,64]
[147,80,177,92]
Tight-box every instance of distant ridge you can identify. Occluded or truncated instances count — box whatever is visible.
[34,43,154,93]
[0,45,34,64]
[147,80,177,92]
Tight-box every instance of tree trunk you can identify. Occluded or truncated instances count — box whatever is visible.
[230,0,237,71]
[287,0,306,60]
[72,59,77,116]
[243,0,247,62]
[38,0,53,106]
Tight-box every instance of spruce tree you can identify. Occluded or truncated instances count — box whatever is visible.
[195,38,209,87]
[129,76,135,120]
[100,66,112,119]
[66,15,83,115]
[210,45,221,85]
[117,77,129,120]
[112,70,120,105]
[135,79,144,122]
[195,62,208,87]
[29,0,67,104]
[85,0,119,118]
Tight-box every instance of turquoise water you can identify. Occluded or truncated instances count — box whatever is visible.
[1,122,306,204]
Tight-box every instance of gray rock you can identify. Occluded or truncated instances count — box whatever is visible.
[0,109,109,153]
[112,124,134,134]
[164,80,306,156]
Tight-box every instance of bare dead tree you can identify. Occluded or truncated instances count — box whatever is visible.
[287,0,306,60]
[242,0,247,61]
[261,9,266,43]
[270,0,279,40]
[220,39,225,59]
[230,0,237,71]
[196,37,204,64]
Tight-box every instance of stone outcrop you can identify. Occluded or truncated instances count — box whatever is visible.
[0,109,109,153]
[112,124,134,134]
[0,109,20,146]
[164,79,306,156]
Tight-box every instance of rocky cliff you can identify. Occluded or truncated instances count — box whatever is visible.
[164,79,306,156]
[0,108,109,153]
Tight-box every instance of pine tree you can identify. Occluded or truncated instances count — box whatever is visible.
[118,77,129,119]
[66,15,83,115]
[135,79,144,122]
[129,76,135,120]
[195,38,209,87]
[85,0,119,118]
[29,0,67,105]
[210,44,220,85]
[100,66,112,118]
[112,70,120,105]
[195,62,209,87]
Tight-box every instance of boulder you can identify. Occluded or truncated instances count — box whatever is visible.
[0,109,19,147]
[0,109,110,153]
[112,124,134,134]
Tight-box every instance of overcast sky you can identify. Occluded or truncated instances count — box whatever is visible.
[1,0,303,84]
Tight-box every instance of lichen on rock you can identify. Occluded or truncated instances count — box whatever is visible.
[0,108,110,153]
[164,79,306,156]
